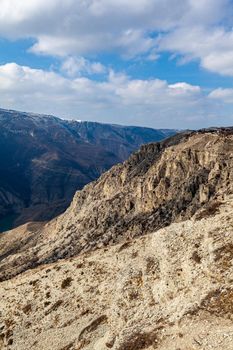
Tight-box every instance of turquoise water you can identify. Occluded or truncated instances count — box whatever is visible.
[0,214,18,233]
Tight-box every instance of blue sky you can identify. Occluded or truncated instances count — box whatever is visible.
[0,0,233,129]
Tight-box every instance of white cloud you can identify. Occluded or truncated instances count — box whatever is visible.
[168,82,201,95]
[0,0,182,56]
[0,0,232,78]
[0,62,230,129]
[159,26,233,76]
[61,57,106,77]
[209,88,233,103]
[0,1,232,128]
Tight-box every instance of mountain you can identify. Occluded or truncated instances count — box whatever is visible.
[0,108,176,231]
[0,128,233,349]
[1,127,233,280]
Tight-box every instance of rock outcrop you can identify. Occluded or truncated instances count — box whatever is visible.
[0,108,175,230]
[0,128,233,281]
[1,128,233,350]
[1,196,233,349]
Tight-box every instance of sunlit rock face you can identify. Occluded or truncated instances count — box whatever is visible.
[0,108,175,229]
[1,127,233,282]
[1,127,233,349]
[1,196,233,350]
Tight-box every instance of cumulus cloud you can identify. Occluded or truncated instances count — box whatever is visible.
[0,0,183,56]
[209,88,233,103]
[0,0,232,78]
[61,57,106,77]
[159,26,233,76]
[0,62,230,128]
[168,82,201,95]
[0,1,233,127]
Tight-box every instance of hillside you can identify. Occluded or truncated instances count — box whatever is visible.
[1,128,233,281]
[0,109,175,230]
[0,128,233,349]
[1,196,233,349]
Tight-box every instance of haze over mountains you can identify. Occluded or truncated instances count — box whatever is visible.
[1,128,233,349]
[0,108,176,231]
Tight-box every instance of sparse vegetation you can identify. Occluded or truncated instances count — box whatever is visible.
[195,201,222,220]
[191,251,202,264]
[61,277,73,289]
[22,304,32,315]
[45,300,63,316]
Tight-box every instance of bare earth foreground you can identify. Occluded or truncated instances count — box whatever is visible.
[1,197,233,350]
[0,130,233,349]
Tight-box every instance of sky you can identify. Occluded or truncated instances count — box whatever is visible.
[0,0,233,129]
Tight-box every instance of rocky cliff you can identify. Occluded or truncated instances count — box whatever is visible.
[1,196,233,349]
[0,128,233,281]
[0,128,233,350]
[0,108,175,230]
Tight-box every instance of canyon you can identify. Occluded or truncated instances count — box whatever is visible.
[0,128,233,349]
[0,109,175,230]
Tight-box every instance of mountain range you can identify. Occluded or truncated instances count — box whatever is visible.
[0,128,233,349]
[0,109,176,231]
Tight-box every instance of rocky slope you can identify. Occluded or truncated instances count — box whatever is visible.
[1,128,233,350]
[0,108,175,230]
[0,128,233,281]
[0,196,233,350]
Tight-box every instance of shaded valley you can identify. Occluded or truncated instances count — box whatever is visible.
[0,109,175,230]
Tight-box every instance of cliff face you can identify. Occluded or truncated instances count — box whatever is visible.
[1,128,233,350]
[0,128,233,281]
[0,109,175,230]
[1,196,233,350]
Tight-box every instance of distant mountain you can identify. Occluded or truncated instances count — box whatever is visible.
[0,108,176,230]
